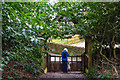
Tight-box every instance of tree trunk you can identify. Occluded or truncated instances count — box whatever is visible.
[85,38,92,70]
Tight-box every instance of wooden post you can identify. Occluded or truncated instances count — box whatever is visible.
[84,39,88,70]
[47,54,51,72]
[82,54,85,72]
[46,53,48,71]
[88,52,92,69]
[85,36,92,71]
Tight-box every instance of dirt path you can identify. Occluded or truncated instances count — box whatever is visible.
[39,72,86,78]
[69,41,85,48]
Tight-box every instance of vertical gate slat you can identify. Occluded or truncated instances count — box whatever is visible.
[82,54,84,72]
[71,56,73,71]
[59,56,61,71]
[48,55,51,72]
[76,56,78,71]
[54,56,56,72]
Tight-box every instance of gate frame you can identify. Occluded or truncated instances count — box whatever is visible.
[47,53,87,72]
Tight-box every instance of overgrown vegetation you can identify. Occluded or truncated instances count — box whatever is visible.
[2,2,59,79]
[88,59,120,78]
[53,2,120,78]
[1,2,120,79]
[47,42,85,55]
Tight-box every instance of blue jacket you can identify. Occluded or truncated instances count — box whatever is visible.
[61,50,69,61]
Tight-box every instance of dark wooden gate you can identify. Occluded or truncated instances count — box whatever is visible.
[47,54,86,72]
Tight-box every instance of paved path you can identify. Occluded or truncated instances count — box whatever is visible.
[39,72,86,78]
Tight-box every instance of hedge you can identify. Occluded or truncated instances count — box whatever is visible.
[47,42,85,55]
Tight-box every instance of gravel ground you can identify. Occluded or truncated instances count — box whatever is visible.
[39,72,86,78]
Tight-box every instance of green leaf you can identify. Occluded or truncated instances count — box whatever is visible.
[0,68,4,71]
[98,75,102,78]
[6,56,10,61]
[1,64,5,67]
[4,61,8,65]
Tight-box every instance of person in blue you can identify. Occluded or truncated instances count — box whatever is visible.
[61,48,69,73]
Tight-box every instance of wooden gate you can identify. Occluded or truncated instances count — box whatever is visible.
[47,54,86,72]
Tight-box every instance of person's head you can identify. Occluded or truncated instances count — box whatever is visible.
[64,48,68,52]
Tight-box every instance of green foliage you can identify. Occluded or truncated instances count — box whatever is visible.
[2,2,120,78]
[23,63,41,75]
[2,2,60,78]
[54,2,120,45]
[54,3,120,75]
[87,62,120,78]
[70,52,74,56]
[87,63,98,78]
[47,42,85,55]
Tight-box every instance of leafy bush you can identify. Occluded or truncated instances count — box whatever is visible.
[87,61,120,78]
[2,2,49,78]
[2,2,120,79]
[23,63,42,76]
[87,63,98,78]
[47,42,85,55]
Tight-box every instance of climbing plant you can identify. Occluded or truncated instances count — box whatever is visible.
[2,1,120,79]
[53,2,120,78]
[53,2,120,62]
[2,2,61,79]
